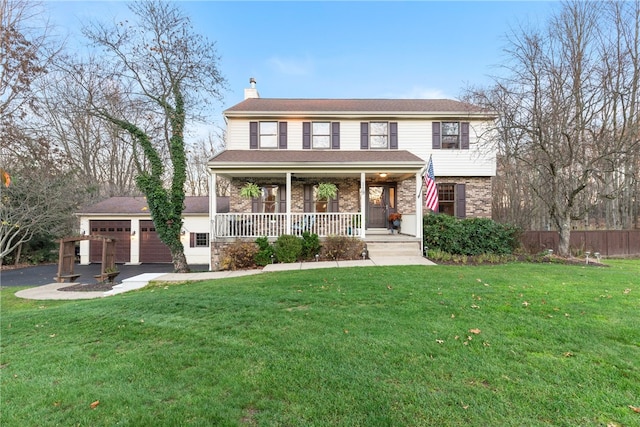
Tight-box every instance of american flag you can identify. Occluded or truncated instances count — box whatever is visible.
[424,156,439,212]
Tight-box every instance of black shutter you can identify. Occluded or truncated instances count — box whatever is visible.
[279,122,287,149]
[331,122,340,149]
[330,190,339,212]
[456,184,466,218]
[389,122,398,149]
[303,122,311,149]
[432,122,441,149]
[461,122,470,149]
[250,122,258,149]
[303,185,313,212]
[360,122,369,149]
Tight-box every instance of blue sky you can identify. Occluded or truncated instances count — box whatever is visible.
[45,1,558,136]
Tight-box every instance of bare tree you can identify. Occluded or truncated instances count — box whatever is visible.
[71,1,225,272]
[0,147,79,264]
[36,57,144,200]
[467,0,640,256]
[185,129,225,196]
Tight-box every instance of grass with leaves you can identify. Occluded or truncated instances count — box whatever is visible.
[1,260,639,426]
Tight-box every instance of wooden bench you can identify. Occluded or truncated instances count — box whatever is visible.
[55,274,81,283]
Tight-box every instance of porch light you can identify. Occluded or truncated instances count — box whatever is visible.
[379,173,388,178]
[131,231,136,237]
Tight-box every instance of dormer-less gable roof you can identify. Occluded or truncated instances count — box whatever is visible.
[224,98,494,119]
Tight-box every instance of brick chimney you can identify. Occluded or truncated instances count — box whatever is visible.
[244,77,260,99]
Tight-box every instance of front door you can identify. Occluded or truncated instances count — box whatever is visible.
[367,185,396,228]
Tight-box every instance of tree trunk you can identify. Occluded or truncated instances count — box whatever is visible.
[557,215,572,257]
[171,248,190,273]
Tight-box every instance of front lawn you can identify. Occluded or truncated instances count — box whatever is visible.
[1,261,639,426]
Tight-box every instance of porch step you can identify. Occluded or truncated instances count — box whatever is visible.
[365,241,423,258]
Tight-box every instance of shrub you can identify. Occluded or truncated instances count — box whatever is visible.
[321,236,365,260]
[423,213,521,255]
[300,232,321,260]
[220,240,258,270]
[254,236,275,267]
[274,234,303,263]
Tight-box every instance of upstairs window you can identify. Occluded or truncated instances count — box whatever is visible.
[441,122,460,149]
[432,122,470,150]
[312,122,331,149]
[303,122,340,149]
[250,121,287,149]
[360,122,398,149]
[259,121,278,148]
[370,122,388,148]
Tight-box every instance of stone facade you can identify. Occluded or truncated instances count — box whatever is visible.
[435,176,492,218]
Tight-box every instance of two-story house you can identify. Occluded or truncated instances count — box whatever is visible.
[207,80,496,268]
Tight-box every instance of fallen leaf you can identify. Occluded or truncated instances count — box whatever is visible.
[469,328,481,335]
[387,285,393,290]
[49,334,57,338]
[563,352,574,358]
[436,339,444,344]
[522,301,530,307]
[90,400,100,409]
[343,329,349,334]
[451,314,455,319]
[623,288,631,295]
[471,304,480,309]
[629,405,640,413]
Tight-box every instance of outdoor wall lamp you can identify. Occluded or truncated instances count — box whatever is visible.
[131,230,136,236]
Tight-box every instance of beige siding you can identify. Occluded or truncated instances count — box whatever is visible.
[225,117,496,176]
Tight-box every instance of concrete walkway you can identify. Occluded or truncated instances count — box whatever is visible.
[14,256,434,300]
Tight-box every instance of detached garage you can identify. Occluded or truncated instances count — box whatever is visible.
[76,196,228,266]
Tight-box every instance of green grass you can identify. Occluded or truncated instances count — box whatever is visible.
[2,261,639,426]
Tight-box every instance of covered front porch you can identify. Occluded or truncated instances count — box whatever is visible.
[208,150,427,240]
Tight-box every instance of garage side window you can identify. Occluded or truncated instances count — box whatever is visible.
[190,233,210,248]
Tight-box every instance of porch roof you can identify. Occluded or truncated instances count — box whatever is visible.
[208,150,425,179]
[210,150,424,165]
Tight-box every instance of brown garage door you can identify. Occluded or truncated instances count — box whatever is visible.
[89,220,131,263]
[139,220,172,263]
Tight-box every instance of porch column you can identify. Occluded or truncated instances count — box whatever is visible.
[360,172,366,238]
[416,170,424,254]
[209,172,217,271]
[286,172,292,234]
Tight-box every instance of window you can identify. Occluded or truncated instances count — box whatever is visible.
[370,122,388,148]
[432,122,470,150]
[438,183,456,216]
[437,183,466,218]
[259,121,278,148]
[190,233,210,248]
[312,122,331,149]
[304,184,338,212]
[441,122,460,149]
[194,233,209,247]
[262,185,279,213]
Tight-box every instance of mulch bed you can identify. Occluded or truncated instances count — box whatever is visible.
[58,282,115,292]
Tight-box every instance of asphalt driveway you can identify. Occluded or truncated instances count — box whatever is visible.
[0,263,209,287]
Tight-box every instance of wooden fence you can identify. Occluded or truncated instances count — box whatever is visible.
[521,230,640,257]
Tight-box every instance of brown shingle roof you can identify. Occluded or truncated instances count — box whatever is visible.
[209,150,424,164]
[225,98,488,115]
[77,196,209,215]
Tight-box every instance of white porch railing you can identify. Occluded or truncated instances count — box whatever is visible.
[213,213,363,238]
